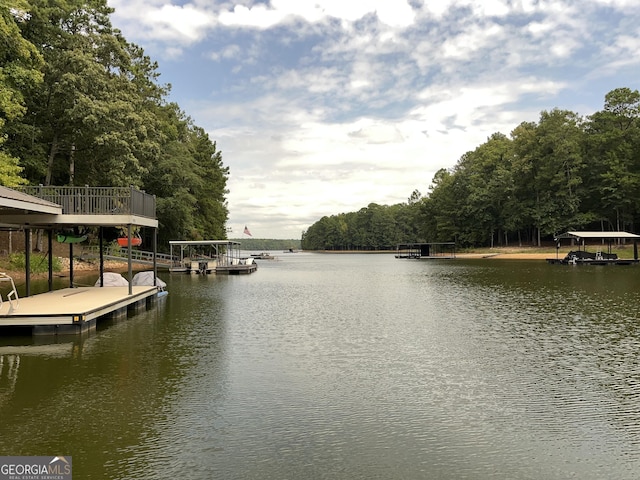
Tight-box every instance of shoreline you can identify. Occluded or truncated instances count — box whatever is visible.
[1,248,633,281]
[1,259,151,283]
[315,250,565,260]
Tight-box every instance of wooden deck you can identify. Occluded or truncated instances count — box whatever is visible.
[0,286,159,335]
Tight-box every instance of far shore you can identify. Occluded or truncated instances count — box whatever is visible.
[1,246,636,282]
[316,250,563,259]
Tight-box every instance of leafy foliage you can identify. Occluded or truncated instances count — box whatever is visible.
[9,252,62,273]
[1,0,229,243]
[229,238,302,251]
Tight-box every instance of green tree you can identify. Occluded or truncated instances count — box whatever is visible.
[143,104,229,245]
[510,110,586,245]
[584,88,640,231]
[0,0,43,185]
[453,133,513,246]
[10,0,165,187]
[421,168,464,243]
[188,128,229,240]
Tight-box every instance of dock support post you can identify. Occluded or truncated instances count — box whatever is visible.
[69,242,74,288]
[634,241,638,261]
[127,224,133,295]
[25,228,30,297]
[99,227,104,287]
[153,227,158,286]
[48,230,53,291]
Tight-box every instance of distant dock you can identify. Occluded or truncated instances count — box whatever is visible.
[546,231,640,266]
[395,242,456,259]
[169,240,257,275]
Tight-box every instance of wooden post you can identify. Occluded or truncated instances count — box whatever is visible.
[48,230,53,291]
[25,228,30,297]
[127,224,133,295]
[99,227,104,287]
[153,227,158,286]
[69,242,74,288]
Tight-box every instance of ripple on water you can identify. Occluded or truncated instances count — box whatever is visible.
[101,256,640,479]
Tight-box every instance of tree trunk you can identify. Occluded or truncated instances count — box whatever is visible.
[69,144,76,185]
[45,132,58,186]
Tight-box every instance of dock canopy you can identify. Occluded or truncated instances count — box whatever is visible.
[548,231,640,264]
[396,242,456,259]
[554,231,640,241]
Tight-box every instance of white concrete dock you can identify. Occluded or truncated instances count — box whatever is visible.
[0,286,159,335]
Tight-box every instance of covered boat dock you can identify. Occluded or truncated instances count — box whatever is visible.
[395,242,456,259]
[0,185,161,335]
[169,240,257,274]
[547,231,640,265]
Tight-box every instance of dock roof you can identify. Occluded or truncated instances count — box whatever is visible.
[555,231,640,240]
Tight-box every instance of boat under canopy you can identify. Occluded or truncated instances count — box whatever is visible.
[547,231,640,265]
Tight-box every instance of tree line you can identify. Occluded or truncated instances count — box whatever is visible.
[302,88,640,250]
[229,238,302,252]
[1,0,229,248]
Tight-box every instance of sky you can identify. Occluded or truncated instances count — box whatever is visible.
[107,0,640,239]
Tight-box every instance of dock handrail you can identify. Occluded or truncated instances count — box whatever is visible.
[0,273,19,312]
[80,246,177,268]
[15,185,156,218]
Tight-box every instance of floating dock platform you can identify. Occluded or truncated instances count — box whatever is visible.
[0,286,160,335]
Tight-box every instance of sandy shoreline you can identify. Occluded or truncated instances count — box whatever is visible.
[316,251,564,260]
[457,252,558,259]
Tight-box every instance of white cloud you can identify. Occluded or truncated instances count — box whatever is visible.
[217,0,416,28]
[110,1,215,44]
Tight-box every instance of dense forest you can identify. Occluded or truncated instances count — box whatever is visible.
[0,0,229,247]
[230,238,301,252]
[302,88,640,250]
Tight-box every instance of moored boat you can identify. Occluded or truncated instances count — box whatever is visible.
[132,271,168,297]
[251,252,276,260]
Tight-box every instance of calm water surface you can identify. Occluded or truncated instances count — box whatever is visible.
[1,253,640,479]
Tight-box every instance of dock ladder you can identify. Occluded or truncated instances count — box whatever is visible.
[0,273,19,313]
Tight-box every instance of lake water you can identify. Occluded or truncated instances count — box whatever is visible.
[1,253,640,479]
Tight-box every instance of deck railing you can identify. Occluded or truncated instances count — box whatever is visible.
[81,246,176,267]
[15,185,156,218]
